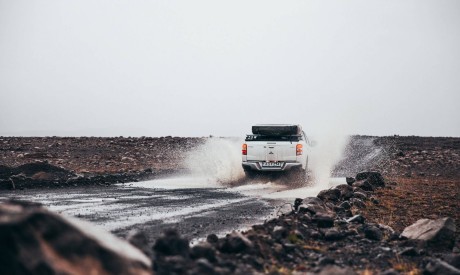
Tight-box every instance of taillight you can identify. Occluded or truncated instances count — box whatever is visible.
[296,144,303,156]
[242,144,247,155]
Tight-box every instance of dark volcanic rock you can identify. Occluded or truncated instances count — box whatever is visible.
[350,198,366,209]
[425,259,460,275]
[352,180,374,192]
[335,184,354,200]
[0,164,12,178]
[353,191,368,200]
[219,232,253,254]
[313,213,335,228]
[206,233,218,244]
[356,171,385,187]
[317,188,341,202]
[401,218,456,250]
[190,243,216,263]
[0,200,151,275]
[364,225,383,241]
[153,229,190,257]
[346,177,356,185]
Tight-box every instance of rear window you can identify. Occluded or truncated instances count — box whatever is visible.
[245,135,301,142]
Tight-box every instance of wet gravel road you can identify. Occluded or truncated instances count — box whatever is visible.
[0,176,344,246]
[0,176,287,246]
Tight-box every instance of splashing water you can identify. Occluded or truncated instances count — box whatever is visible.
[308,132,349,188]
[184,137,245,183]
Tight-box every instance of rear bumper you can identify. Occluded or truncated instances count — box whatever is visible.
[242,161,302,172]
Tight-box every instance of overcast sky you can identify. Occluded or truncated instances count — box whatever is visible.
[1,0,459,137]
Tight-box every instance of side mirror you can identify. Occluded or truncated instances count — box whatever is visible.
[310,140,317,147]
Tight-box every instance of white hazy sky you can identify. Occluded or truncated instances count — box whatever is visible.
[1,0,459,137]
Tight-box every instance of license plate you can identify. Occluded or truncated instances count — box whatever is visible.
[261,162,282,167]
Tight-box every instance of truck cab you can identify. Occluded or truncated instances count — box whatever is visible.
[242,124,310,179]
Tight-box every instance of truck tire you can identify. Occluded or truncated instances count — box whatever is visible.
[244,169,258,179]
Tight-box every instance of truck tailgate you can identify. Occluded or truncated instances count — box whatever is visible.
[246,141,297,162]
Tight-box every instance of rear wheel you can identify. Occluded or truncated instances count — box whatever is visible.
[244,169,258,179]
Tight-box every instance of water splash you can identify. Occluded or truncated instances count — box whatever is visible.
[308,132,349,188]
[184,137,245,183]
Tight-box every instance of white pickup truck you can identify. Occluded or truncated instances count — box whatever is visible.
[242,124,311,180]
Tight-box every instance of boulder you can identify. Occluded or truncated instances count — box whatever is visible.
[300,197,330,215]
[352,180,374,192]
[345,177,356,185]
[303,197,325,206]
[350,198,366,209]
[401,218,456,250]
[335,184,354,200]
[364,225,383,241]
[339,201,351,210]
[0,164,12,179]
[317,188,341,202]
[324,229,345,241]
[153,229,190,257]
[356,171,385,187]
[353,191,368,200]
[425,259,460,275]
[313,213,335,228]
[0,200,151,275]
[219,232,253,253]
[190,243,216,263]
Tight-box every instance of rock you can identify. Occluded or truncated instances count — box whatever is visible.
[190,243,216,263]
[324,229,345,241]
[401,218,456,250]
[219,232,253,253]
[0,200,151,275]
[193,258,216,274]
[445,254,460,269]
[300,197,330,215]
[352,180,374,192]
[353,191,368,200]
[313,213,335,228]
[0,165,12,178]
[346,215,365,224]
[303,196,325,206]
[272,225,288,240]
[206,233,218,244]
[339,201,351,210]
[153,229,190,257]
[356,171,385,187]
[300,204,328,215]
[425,259,460,275]
[155,255,188,274]
[398,247,418,256]
[364,225,383,241]
[346,177,356,185]
[350,198,366,209]
[13,162,73,178]
[335,184,354,200]
[317,188,341,202]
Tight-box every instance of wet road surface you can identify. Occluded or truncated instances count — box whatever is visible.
[0,176,344,246]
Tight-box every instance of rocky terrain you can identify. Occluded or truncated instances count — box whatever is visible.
[0,136,203,189]
[0,135,459,274]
